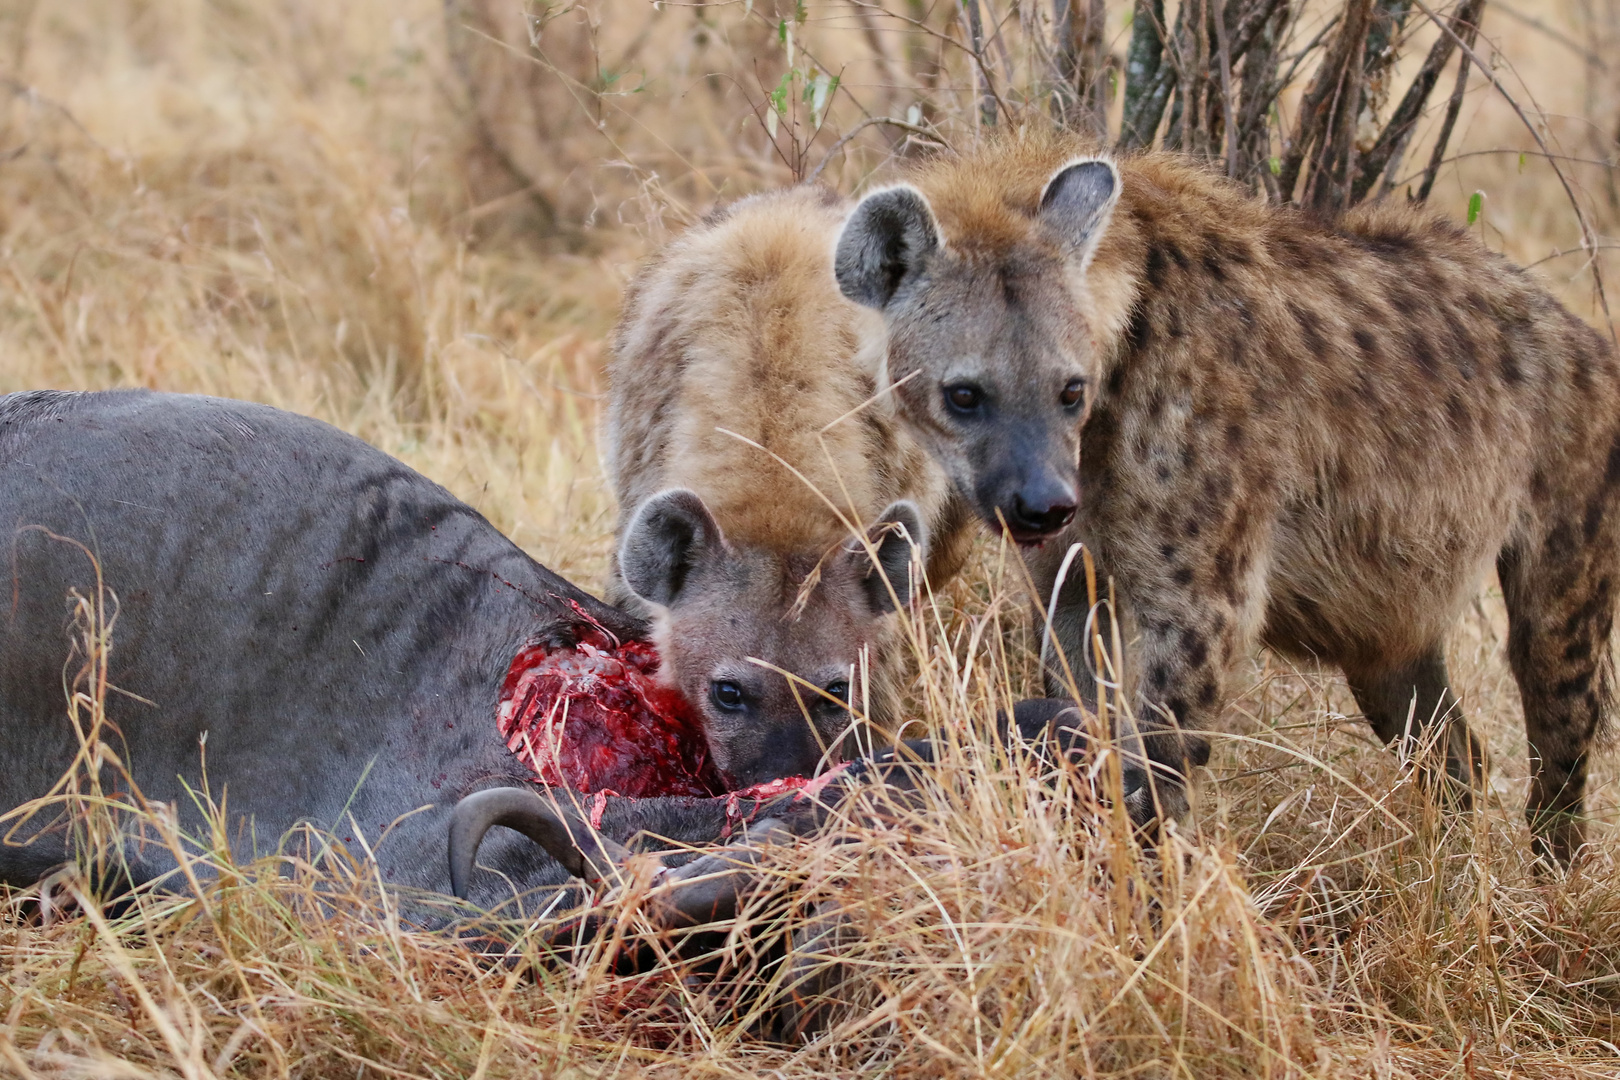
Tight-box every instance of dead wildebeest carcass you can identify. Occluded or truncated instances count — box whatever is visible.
[0,388,912,911]
[0,388,1085,1036]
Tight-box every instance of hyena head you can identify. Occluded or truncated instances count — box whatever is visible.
[833,157,1121,544]
[617,488,924,787]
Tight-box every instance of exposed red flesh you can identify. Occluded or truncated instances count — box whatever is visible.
[499,630,725,798]
[498,629,841,806]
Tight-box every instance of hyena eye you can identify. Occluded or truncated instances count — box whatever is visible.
[1060,379,1086,408]
[944,384,983,413]
[824,680,850,705]
[711,680,746,711]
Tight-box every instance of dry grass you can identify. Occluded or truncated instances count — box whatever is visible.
[2,0,1620,1076]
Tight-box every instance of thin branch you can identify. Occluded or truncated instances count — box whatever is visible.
[1212,0,1239,176]
[807,116,950,183]
[1414,8,1479,202]
[1407,0,1615,341]
[1349,0,1484,203]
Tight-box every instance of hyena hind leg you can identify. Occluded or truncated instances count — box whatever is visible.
[1498,534,1618,868]
[1344,645,1485,806]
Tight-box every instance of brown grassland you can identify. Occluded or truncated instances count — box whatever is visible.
[3,0,1620,1076]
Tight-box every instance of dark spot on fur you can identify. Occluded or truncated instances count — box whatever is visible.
[1157,464,1172,483]
[1101,361,1127,399]
[1147,663,1170,691]
[1556,671,1594,699]
[1546,521,1577,561]
[1408,330,1441,378]
[1605,435,1620,486]
[1562,590,1607,638]
[1584,497,1606,542]
[1123,308,1152,357]
[1531,470,1550,501]
[1183,630,1209,668]
[1183,517,1201,538]
[1213,546,1236,587]
[1445,394,1469,431]
[1197,677,1218,708]
[1144,247,1168,288]
[1161,543,1178,561]
[1172,566,1194,586]
[1391,290,1419,317]
[1289,303,1328,355]
[1202,252,1226,281]
[1353,328,1378,358]
[1166,697,1190,723]
[1500,346,1525,385]
[1564,639,1593,663]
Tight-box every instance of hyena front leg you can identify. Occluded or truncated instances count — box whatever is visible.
[1026,532,1119,714]
[1030,533,1239,828]
[1342,647,1484,805]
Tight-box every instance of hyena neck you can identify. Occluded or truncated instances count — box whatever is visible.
[1078,189,1149,387]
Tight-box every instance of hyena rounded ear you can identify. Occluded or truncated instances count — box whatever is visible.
[851,500,927,614]
[1039,157,1121,271]
[834,186,941,310]
[618,489,724,609]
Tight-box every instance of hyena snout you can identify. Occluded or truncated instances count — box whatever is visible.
[982,449,1079,543]
[1009,478,1078,538]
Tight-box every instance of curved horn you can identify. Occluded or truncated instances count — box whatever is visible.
[449,787,633,900]
[648,817,796,926]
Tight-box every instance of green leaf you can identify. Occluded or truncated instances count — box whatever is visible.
[770,70,791,116]
[778,18,787,44]
[1518,151,1526,173]
[1467,190,1484,225]
[1267,155,1281,176]
[795,0,807,24]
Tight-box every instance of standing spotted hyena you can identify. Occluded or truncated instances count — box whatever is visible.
[605,186,975,788]
[834,132,1620,862]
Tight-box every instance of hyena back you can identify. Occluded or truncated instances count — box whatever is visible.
[606,186,972,787]
[835,133,1620,863]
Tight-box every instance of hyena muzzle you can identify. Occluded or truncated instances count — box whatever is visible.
[835,133,1620,864]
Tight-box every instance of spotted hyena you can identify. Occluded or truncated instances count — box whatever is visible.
[605,186,974,788]
[833,131,1620,862]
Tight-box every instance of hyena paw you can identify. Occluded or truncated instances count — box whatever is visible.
[1121,769,1191,834]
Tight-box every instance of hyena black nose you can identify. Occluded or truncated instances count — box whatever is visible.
[1010,489,1077,537]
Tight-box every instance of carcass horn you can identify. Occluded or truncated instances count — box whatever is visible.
[449,787,632,899]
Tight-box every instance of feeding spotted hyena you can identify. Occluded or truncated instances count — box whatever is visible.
[834,131,1620,863]
[605,185,975,788]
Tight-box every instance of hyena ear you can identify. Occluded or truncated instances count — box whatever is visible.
[834,185,941,310]
[1039,157,1121,271]
[619,489,724,609]
[848,500,927,615]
